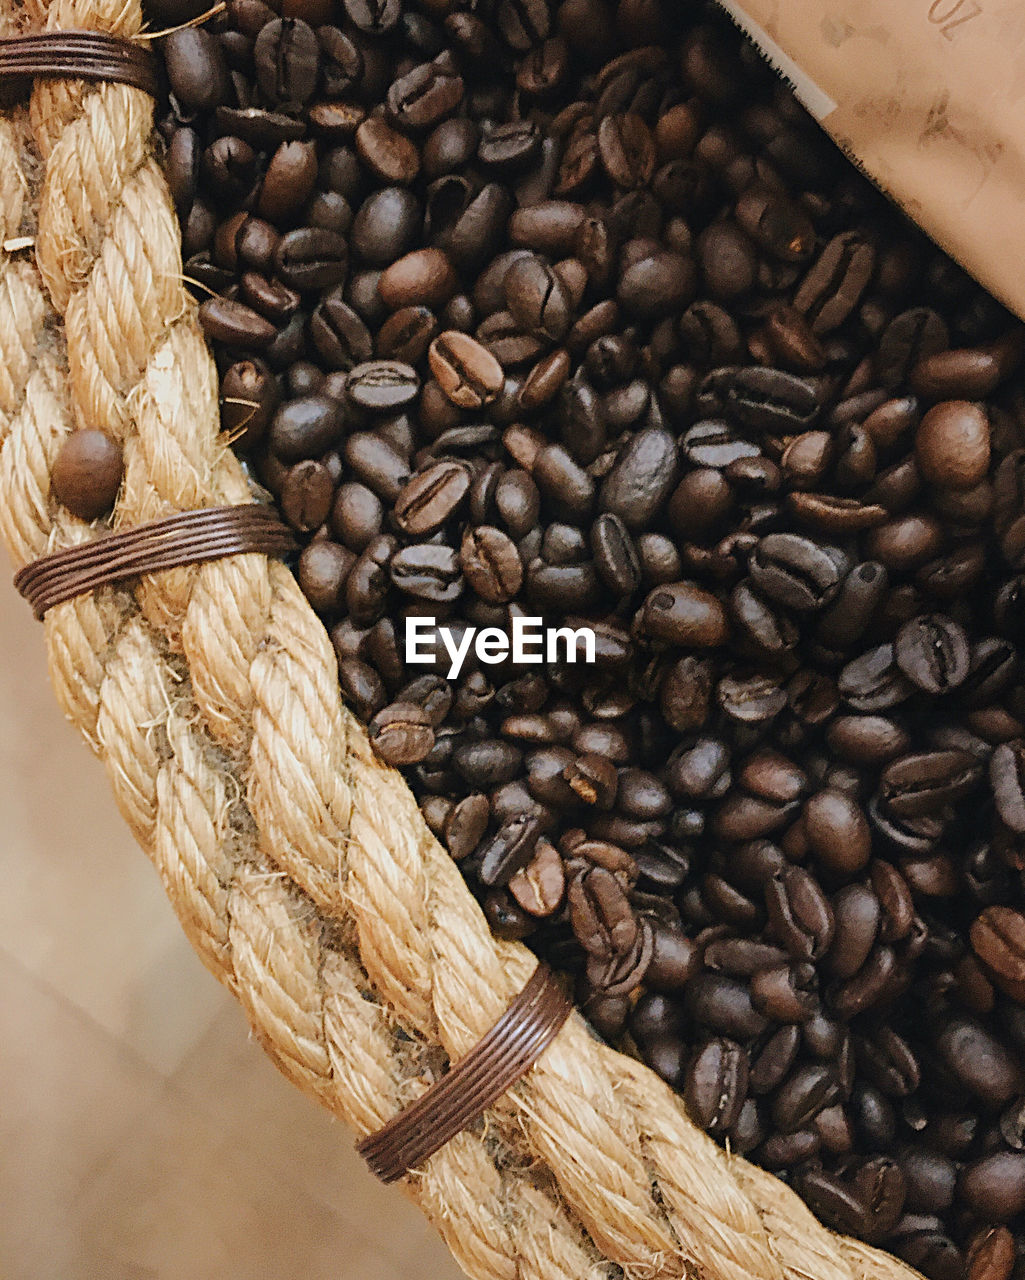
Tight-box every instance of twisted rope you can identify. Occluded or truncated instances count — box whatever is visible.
[0,2,928,1278]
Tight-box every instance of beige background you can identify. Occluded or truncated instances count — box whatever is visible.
[0,593,461,1280]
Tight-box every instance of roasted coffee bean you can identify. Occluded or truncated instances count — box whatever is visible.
[600,427,679,531]
[368,701,435,766]
[880,750,982,819]
[685,973,769,1040]
[429,330,504,408]
[796,1159,905,1242]
[971,907,1025,1002]
[346,360,420,411]
[704,365,821,432]
[387,60,464,131]
[273,228,348,292]
[504,254,572,341]
[461,525,523,603]
[394,461,470,536]
[803,789,871,875]
[684,1038,748,1135]
[960,1153,1025,1221]
[916,401,991,490]
[895,615,971,694]
[281,459,333,531]
[765,866,834,961]
[389,543,462,602]
[989,742,1025,833]
[51,429,124,521]
[164,29,230,112]
[640,581,728,647]
[748,534,843,612]
[772,1063,841,1133]
[356,116,421,185]
[269,395,342,462]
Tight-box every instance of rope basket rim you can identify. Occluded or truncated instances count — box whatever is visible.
[0,4,933,1279]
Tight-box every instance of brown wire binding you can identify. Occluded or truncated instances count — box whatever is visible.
[357,963,572,1184]
[15,505,297,619]
[0,32,158,99]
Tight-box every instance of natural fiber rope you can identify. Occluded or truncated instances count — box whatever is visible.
[0,1,929,1276]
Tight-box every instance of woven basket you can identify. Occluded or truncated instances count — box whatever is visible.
[0,2,934,1278]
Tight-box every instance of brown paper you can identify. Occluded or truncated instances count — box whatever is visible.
[717,0,1025,319]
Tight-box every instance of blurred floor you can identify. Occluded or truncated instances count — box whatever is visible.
[0,594,462,1280]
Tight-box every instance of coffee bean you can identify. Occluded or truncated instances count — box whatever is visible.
[273,228,348,292]
[600,427,679,531]
[617,250,696,319]
[164,29,230,112]
[199,297,277,349]
[394,461,470,536]
[803,789,871,876]
[270,395,343,462]
[346,359,420,411]
[640,581,728,647]
[895,614,971,694]
[916,401,991,490]
[51,429,124,521]
[684,1038,748,1135]
[369,701,435,766]
[504,254,572,341]
[254,18,319,106]
[960,1153,1025,1221]
[766,866,834,961]
[429,330,504,408]
[356,116,421,185]
[971,907,1025,1002]
[748,534,843,613]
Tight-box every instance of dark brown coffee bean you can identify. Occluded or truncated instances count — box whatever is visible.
[273,228,348,291]
[971,907,1025,1002]
[617,250,696,319]
[369,701,435,766]
[772,1063,841,1133]
[748,534,843,613]
[280,458,333,531]
[504,254,572,341]
[685,973,768,1040]
[684,1038,748,1135]
[640,581,728,647]
[794,232,875,335]
[915,400,991,490]
[796,1159,905,1243]
[894,614,971,694]
[765,866,834,961]
[270,395,343,462]
[346,359,420,411]
[881,750,982,819]
[460,525,523,603]
[479,812,544,887]
[164,29,230,112]
[827,885,881,981]
[199,297,276,349]
[960,1153,1025,1221]
[387,60,464,131]
[429,330,504,408]
[394,461,470,536]
[51,429,124,521]
[989,743,1025,833]
[803,789,871,875]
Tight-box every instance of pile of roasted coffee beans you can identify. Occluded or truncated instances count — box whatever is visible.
[156,0,1025,1272]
